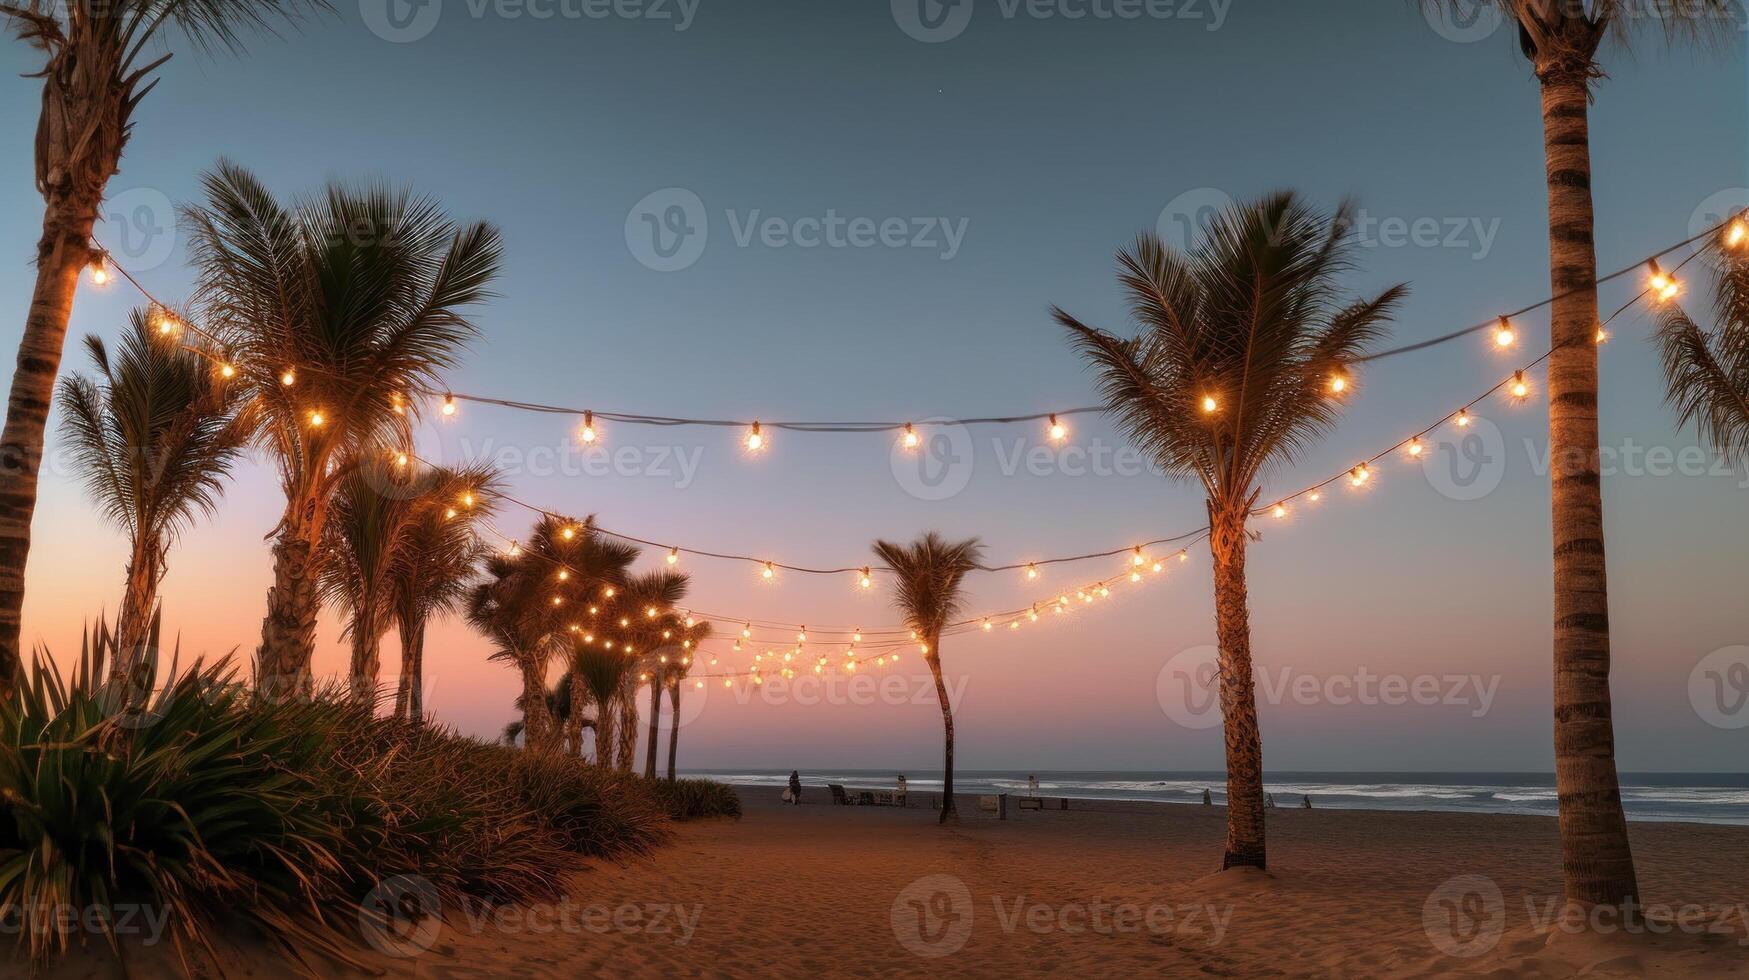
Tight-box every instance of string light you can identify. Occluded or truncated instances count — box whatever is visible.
[308,410,326,427]
[1493,317,1515,349]
[667,547,680,565]
[1025,563,1039,580]
[1271,503,1288,519]
[1349,464,1370,487]
[87,256,109,285]
[858,567,873,589]
[1648,261,1680,302]
[218,362,236,380]
[1131,547,1146,567]
[1047,414,1067,443]
[1201,394,1218,414]
[1328,373,1348,394]
[1510,370,1529,400]
[901,423,920,450]
[1729,221,1747,248]
[1455,409,1471,428]
[441,393,458,417]
[279,368,296,387]
[1407,437,1423,458]
[761,561,775,580]
[746,422,765,453]
[580,410,598,444]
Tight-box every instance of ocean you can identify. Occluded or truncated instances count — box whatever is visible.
[682,769,1749,825]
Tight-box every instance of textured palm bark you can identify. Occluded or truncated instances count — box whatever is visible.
[348,612,387,706]
[255,533,321,702]
[518,655,556,752]
[1209,510,1266,870]
[644,678,662,778]
[591,703,616,767]
[112,537,163,685]
[566,667,588,755]
[0,218,94,695]
[393,617,424,721]
[926,635,957,824]
[666,682,681,780]
[614,676,640,771]
[1538,63,1638,908]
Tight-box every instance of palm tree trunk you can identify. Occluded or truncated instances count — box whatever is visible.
[0,217,97,695]
[393,615,423,721]
[615,677,640,771]
[112,536,163,685]
[592,700,615,766]
[644,677,662,778]
[256,531,321,701]
[519,655,556,752]
[926,634,956,824]
[1209,507,1266,870]
[348,608,384,705]
[666,682,681,780]
[567,669,588,755]
[1538,61,1638,908]
[408,624,426,721]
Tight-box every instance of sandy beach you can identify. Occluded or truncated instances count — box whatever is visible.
[58,785,1746,979]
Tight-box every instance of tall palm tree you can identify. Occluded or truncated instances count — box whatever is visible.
[1656,234,1749,467]
[570,642,636,765]
[546,522,639,754]
[183,161,501,699]
[58,309,246,681]
[1435,0,1733,907]
[871,532,984,825]
[666,621,710,780]
[389,463,500,722]
[1057,193,1403,867]
[0,0,324,694]
[594,569,689,776]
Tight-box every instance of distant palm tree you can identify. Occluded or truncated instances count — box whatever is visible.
[58,309,246,683]
[0,0,324,694]
[1430,0,1733,907]
[1057,193,1403,867]
[389,463,500,722]
[570,642,637,765]
[666,621,710,780]
[1656,238,1749,464]
[183,161,501,699]
[872,532,984,824]
[466,515,576,752]
[597,569,689,776]
[323,459,491,706]
[544,520,639,754]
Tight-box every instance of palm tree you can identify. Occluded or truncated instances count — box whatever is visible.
[546,522,639,754]
[389,463,500,722]
[1656,235,1749,467]
[570,642,637,765]
[1056,193,1404,867]
[0,0,324,694]
[466,516,576,752]
[1435,0,1733,907]
[666,621,711,780]
[322,458,490,706]
[182,161,501,699]
[58,309,246,683]
[871,532,984,824]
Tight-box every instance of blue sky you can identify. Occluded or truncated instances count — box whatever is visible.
[1,0,1745,771]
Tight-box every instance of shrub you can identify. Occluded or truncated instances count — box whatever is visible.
[648,778,743,821]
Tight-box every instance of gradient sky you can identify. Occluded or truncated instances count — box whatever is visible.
[2,1,1745,772]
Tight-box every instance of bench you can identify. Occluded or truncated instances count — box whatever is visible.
[828,783,854,806]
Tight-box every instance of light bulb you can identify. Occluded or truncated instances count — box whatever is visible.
[1595,328,1610,344]
[667,547,679,565]
[441,394,457,416]
[445,507,458,519]
[1329,374,1347,394]
[1307,492,1320,504]
[1047,414,1067,443]
[1407,438,1423,458]
[982,619,993,632]
[1510,371,1529,399]
[580,410,597,444]
[88,258,109,285]
[1728,221,1747,248]
[279,368,296,387]
[852,630,861,643]
[218,363,236,380]
[1350,464,1370,487]
[761,561,775,580]
[394,452,409,467]
[742,623,752,639]
[1201,394,1218,413]
[561,525,575,540]
[557,569,569,581]
[308,410,326,427]
[901,423,920,450]
[461,491,475,508]
[1271,503,1287,519]
[603,586,616,598]
[1456,409,1471,428]
[1025,563,1039,580]
[746,421,764,452]
[858,567,872,589]
[1132,547,1145,567]
[1494,318,1515,349]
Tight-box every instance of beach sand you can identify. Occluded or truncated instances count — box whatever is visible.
[45,786,1749,978]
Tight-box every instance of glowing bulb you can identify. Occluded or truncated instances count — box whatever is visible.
[1328,374,1347,394]
[667,547,679,565]
[761,561,775,580]
[1728,221,1747,248]
[858,566,873,589]
[461,491,475,509]
[1130,571,1142,583]
[1407,438,1423,458]
[1350,463,1370,487]
[1271,503,1287,519]
[308,410,326,427]
[1132,547,1146,567]
[1455,409,1471,428]
[1510,371,1529,399]
[557,569,569,581]
[551,596,563,607]
[88,258,109,285]
[441,394,457,416]
[279,368,296,387]
[982,619,993,632]
[742,623,752,639]
[155,310,180,336]
[507,541,521,557]
[1178,550,1188,563]
[1025,563,1039,580]
[580,410,598,444]
[561,525,575,540]
[1047,414,1067,443]
[1648,263,1680,301]
[901,423,920,450]
[1595,328,1609,344]
[852,630,862,643]
[1151,561,1163,573]
[1494,318,1515,349]
[797,628,807,643]
[394,451,409,467]
[603,586,616,598]
[646,606,659,619]
[1201,394,1218,414]
[391,393,406,415]
[695,680,704,689]
[444,507,458,519]
[746,421,764,453]
[218,363,236,379]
